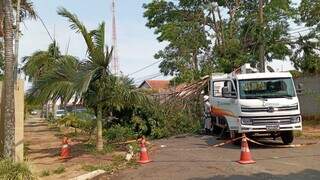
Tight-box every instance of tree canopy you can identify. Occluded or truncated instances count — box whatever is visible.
[143,0,320,82]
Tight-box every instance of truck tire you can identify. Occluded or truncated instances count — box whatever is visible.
[280,131,294,145]
[212,125,220,135]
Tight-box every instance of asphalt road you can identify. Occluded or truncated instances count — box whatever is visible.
[108,135,320,180]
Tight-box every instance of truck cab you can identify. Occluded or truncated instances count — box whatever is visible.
[209,64,302,144]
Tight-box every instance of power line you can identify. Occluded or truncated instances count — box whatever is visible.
[36,14,55,43]
[134,73,163,84]
[128,60,162,76]
[134,72,162,82]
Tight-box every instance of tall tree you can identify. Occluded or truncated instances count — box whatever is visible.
[143,0,210,81]
[0,0,36,79]
[1,0,16,158]
[258,0,265,72]
[27,54,81,106]
[0,0,36,36]
[23,42,69,118]
[58,7,114,151]
[291,0,320,73]
[144,0,295,78]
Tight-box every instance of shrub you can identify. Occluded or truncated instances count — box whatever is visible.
[77,119,95,135]
[133,100,201,139]
[103,124,136,143]
[0,158,35,180]
[58,113,95,135]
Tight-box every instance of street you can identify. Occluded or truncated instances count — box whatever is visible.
[109,135,320,180]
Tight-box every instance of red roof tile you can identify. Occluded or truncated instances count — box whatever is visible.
[139,80,170,91]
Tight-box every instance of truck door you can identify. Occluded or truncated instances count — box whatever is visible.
[211,80,239,130]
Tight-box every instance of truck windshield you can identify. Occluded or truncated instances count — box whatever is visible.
[239,78,296,99]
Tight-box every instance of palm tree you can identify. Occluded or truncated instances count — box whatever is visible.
[1,0,16,158]
[28,55,146,151]
[22,42,61,82]
[27,55,81,107]
[23,42,62,117]
[0,0,36,81]
[58,7,114,150]
[25,7,146,151]
[0,0,36,36]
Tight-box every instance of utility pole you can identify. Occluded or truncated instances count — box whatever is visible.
[111,0,119,75]
[14,0,21,80]
[258,0,265,72]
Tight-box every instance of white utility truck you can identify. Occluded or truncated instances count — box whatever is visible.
[208,64,302,144]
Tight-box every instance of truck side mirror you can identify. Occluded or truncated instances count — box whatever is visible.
[296,83,304,95]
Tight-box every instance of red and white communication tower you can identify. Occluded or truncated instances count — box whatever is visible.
[111,0,119,75]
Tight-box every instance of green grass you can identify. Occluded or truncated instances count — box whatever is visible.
[82,155,138,174]
[303,119,320,126]
[39,170,50,177]
[0,158,36,180]
[82,143,116,155]
[82,164,113,173]
[52,166,65,174]
[295,118,320,139]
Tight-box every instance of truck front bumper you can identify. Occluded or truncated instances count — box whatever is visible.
[239,123,302,133]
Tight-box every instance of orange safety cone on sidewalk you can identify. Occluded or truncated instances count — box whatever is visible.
[137,136,152,164]
[60,136,71,159]
[237,134,255,164]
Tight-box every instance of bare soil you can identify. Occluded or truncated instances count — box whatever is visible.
[24,117,116,180]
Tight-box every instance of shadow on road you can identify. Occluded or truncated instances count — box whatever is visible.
[201,135,314,150]
[189,169,320,180]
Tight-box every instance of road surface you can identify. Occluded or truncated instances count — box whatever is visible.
[108,135,320,180]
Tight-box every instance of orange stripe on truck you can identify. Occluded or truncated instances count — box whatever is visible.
[211,106,236,118]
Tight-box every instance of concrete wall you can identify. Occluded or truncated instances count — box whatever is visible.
[0,80,24,162]
[294,75,320,116]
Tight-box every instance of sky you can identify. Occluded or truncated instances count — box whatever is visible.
[19,0,302,89]
[20,0,165,87]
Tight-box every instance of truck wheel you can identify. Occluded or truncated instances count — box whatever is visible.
[280,131,294,145]
[212,125,220,135]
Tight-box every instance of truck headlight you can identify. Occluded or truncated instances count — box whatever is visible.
[290,116,301,123]
[241,118,253,125]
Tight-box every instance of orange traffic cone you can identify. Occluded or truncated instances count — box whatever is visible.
[137,136,152,164]
[237,134,255,164]
[60,137,71,159]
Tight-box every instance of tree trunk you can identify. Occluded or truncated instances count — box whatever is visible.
[14,0,20,80]
[52,99,57,119]
[40,103,44,118]
[216,6,225,50]
[96,104,103,151]
[228,0,240,37]
[46,102,49,118]
[258,0,265,72]
[2,0,16,158]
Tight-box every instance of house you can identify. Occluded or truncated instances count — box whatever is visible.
[138,80,170,92]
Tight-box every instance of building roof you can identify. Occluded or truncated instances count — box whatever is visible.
[138,80,170,91]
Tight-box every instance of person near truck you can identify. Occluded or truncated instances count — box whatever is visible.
[203,95,212,134]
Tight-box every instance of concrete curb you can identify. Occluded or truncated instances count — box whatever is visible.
[69,170,106,180]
